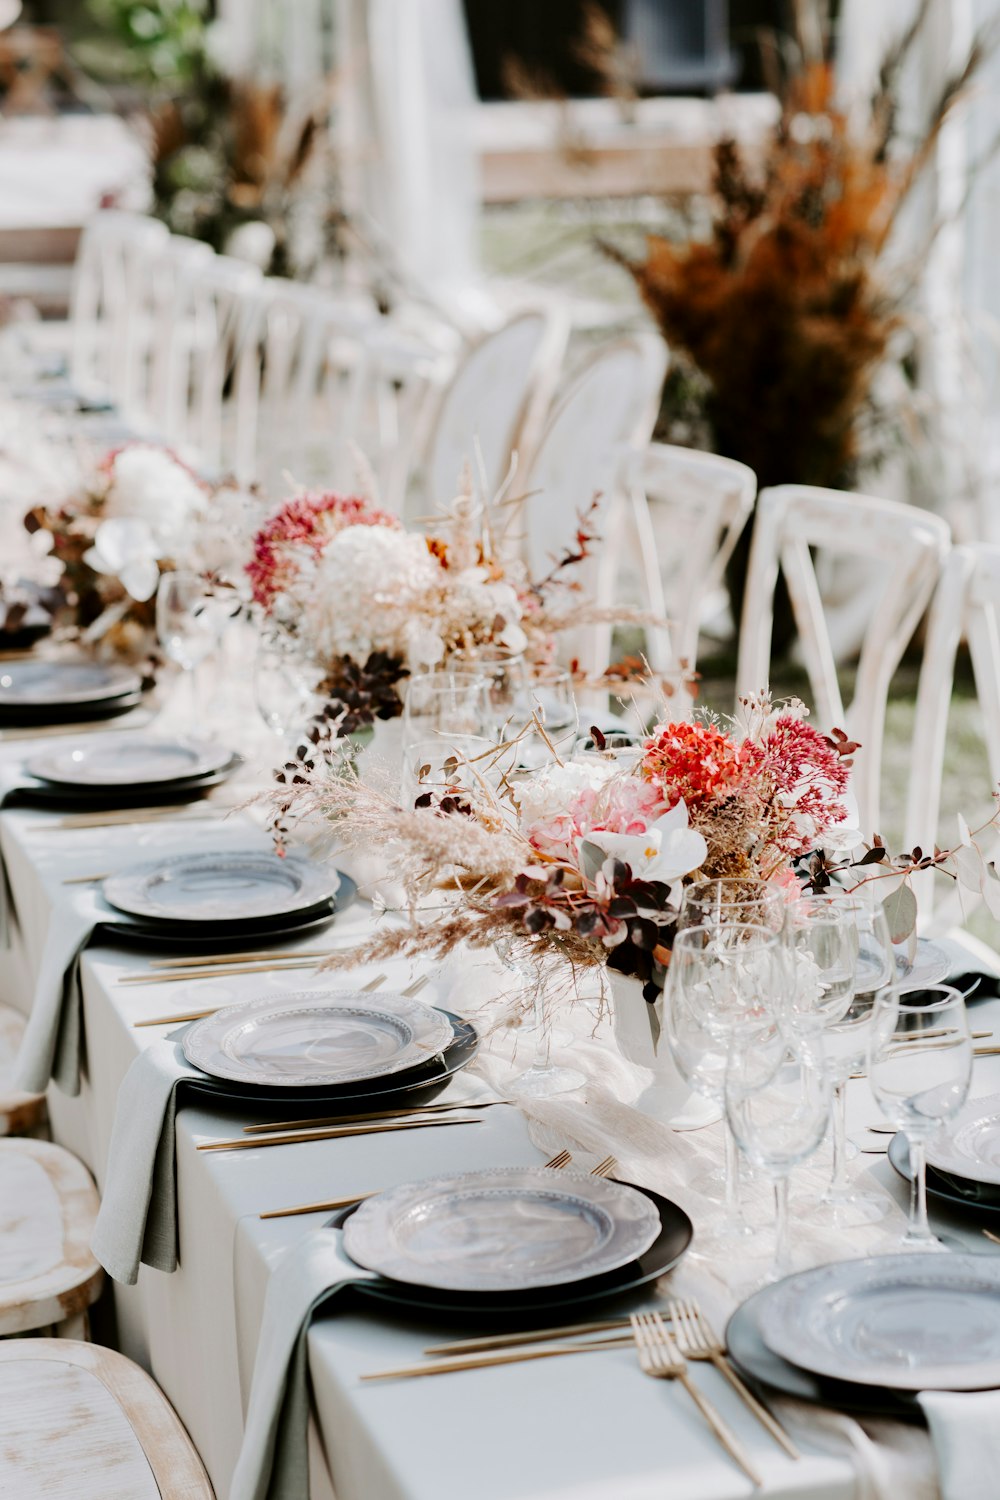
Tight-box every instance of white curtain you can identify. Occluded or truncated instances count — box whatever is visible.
[838,0,1000,539]
[337,0,488,328]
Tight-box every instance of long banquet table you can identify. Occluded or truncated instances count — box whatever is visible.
[0,712,980,1500]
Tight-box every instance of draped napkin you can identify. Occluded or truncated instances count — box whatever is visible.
[918,1391,1000,1500]
[229,1230,374,1500]
[14,883,109,1095]
[90,1037,202,1284]
[0,763,28,946]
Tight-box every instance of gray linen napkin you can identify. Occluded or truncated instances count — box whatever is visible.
[918,1390,1000,1500]
[90,1038,202,1284]
[14,884,107,1095]
[0,764,27,947]
[230,1230,374,1500]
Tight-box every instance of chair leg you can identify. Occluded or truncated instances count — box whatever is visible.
[55,1311,89,1342]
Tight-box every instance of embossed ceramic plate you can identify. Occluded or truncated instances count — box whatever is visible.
[103,850,338,925]
[0,660,141,707]
[896,938,951,989]
[926,1093,1000,1188]
[758,1254,1000,1390]
[28,735,234,788]
[343,1167,662,1292]
[182,991,455,1087]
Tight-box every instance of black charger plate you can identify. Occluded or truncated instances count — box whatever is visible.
[182,1013,478,1110]
[16,757,242,810]
[887,1131,1000,1220]
[0,691,144,728]
[95,878,356,952]
[726,1285,920,1419]
[329,1181,692,1318]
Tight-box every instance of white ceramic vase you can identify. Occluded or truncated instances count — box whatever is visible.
[607,969,720,1131]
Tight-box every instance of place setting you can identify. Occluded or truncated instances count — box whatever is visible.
[0,658,146,728]
[3,731,244,813]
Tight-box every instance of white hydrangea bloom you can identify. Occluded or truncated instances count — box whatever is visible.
[515,758,617,830]
[306,526,441,662]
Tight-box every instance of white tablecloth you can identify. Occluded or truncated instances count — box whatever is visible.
[0,718,975,1500]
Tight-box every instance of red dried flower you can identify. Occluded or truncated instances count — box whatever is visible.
[744,714,851,856]
[246,492,399,609]
[641,721,751,809]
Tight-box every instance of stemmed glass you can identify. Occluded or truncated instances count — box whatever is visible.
[813,892,896,1224]
[867,985,973,1250]
[664,923,785,1243]
[726,1033,832,1282]
[679,877,788,935]
[253,635,318,751]
[496,939,586,1099]
[781,897,856,1032]
[402,671,491,748]
[481,660,578,768]
[155,570,218,725]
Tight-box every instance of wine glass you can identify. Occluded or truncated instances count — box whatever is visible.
[782,897,856,1032]
[253,636,318,750]
[679,877,788,935]
[155,570,218,724]
[726,1033,832,1281]
[496,939,586,1098]
[399,733,494,810]
[402,671,491,751]
[813,892,896,1225]
[485,662,578,768]
[867,985,973,1250]
[664,923,785,1242]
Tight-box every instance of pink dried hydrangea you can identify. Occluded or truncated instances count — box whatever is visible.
[527,773,669,862]
[246,492,399,610]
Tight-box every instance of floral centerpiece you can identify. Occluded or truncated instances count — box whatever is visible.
[270,687,1000,997]
[25,442,251,659]
[248,485,667,740]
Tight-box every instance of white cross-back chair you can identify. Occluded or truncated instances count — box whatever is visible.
[619,443,757,672]
[737,484,950,839]
[905,543,1000,936]
[68,211,169,408]
[418,307,569,512]
[521,332,669,678]
[248,277,382,493]
[156,252,264,482]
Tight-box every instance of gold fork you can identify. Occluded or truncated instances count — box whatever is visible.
[668,1298,799,1459]
[631,1312,762,1487]
[590,1154,617,1178]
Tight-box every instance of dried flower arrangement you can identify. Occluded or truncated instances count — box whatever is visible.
[611,2,987,495]
[24,443,251,659]
[268,689,1000,1000]
[248,484,676,740]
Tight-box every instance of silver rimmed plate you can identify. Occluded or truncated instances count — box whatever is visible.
[103,850,338,925]
[27,735,234,788]
[896,938,951,989]
[342,1166,662,1292]
[181,991,455,1087]
[758,1254,1000,1390]
[0,660,141,707]
[927,1092,1000,1187]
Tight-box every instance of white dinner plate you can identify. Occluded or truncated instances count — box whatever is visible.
[182,991,455,1087]
[103,850,338,925]
[896,939,951,989]
[758,1254,1000,1390]
[927,1093,1000,1188]
[27,735,235,788]
[342,1166,662,1292]
[0,660,141,707]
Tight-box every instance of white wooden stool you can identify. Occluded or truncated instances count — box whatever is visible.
[0,1003,46,1136]
[0,1138,102,1337]
[0,1339,214,1497]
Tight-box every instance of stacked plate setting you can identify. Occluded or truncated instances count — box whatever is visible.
[178,989,480,1114]
[334,1168,693,1318]
[23,734,242,808]
[0,661,144,726]
[727,1253,1000,1414]
[99,848,355,950]
[888,1093,1000,1220]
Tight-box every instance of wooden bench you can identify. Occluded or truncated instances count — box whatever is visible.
[0,1002,46,1136]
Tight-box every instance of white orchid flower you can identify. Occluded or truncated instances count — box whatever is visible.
[586,799,707,884]
[84,517,161,603]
